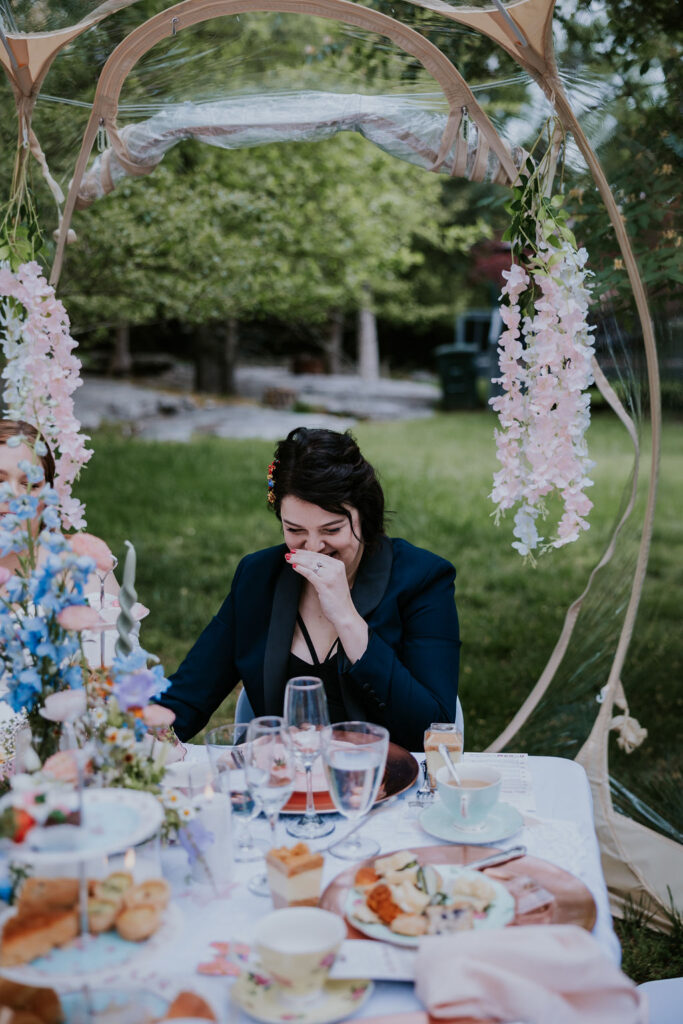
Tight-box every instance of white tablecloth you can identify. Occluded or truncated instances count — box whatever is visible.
[84,753,620,1022]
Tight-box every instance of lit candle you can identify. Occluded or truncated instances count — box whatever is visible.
[115,540,137,659]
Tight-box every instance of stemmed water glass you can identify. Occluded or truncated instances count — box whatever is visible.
[204,723,268,863]
[321,721,389,860]
[283,676,334,840]
[244,716,296,896]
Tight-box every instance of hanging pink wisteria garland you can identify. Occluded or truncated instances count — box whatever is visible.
[490,234,596,558]
[0,261,92,529]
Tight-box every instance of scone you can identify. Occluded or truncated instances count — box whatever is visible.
[163,991,216,1020]
[1,910,79,966]
[115,904,160,942]
[122,879,170,912]
[91,872,133,909]
[87,898,119,935]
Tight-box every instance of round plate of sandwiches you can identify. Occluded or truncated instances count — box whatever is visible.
[320,845,597,946]
[0,872,182,986]
[282,742,418,814]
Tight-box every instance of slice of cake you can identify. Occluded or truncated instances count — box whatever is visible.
[17,878,79,916]
[265,843,324,909]
[0,910,79,967]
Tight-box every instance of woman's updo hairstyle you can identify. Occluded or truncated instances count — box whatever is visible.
[268,428,385,551]
[0,419,55,485]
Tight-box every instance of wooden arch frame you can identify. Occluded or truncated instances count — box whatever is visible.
[49,0,521,285]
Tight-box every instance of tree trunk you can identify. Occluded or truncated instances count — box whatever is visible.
[223,317,239,394]
[324,310,344,374]
[194,319,239,395]
[357,291,380,381]
[110,323,132,376]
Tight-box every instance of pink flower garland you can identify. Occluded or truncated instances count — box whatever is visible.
[0,261,92,529]
[490,240,596,557]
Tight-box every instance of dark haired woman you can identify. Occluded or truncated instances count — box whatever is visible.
[160,427,460,750]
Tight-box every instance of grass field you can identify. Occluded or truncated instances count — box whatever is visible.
[75,409,682,981]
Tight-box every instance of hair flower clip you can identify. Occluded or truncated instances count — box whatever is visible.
[266,460,278,505]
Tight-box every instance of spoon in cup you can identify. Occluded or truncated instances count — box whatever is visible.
[438,743,463,786]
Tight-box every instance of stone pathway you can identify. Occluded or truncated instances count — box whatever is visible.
[74,368,440,442]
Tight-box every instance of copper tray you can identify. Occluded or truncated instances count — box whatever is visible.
[320,843,597,937]
[283,742,418,814]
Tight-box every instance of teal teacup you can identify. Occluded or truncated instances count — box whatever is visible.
[436,764,502,830]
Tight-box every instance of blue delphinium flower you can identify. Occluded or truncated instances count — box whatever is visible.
[6,681,41,713]
[8,495,40,521]
[0,529,24,556]
[17,460,44,487]
[40,507,61,531]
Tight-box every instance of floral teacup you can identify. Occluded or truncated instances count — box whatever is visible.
[253,907,346,1001]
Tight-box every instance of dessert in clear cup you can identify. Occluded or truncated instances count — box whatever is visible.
[424,723,463,788]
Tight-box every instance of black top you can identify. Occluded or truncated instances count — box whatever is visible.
[287,614,347,723]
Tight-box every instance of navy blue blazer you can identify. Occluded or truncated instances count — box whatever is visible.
[161,536,460,751]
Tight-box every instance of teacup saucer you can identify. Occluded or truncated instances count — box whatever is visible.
[419,800,523,845]
[231,970,374,1024]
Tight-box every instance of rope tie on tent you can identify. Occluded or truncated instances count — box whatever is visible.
[14,94,65,209]
[605,680,648,754]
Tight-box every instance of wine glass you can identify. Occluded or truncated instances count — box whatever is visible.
[321,721,389,860]
[244,716,296,896]
[283,676,334,840]
[204,723,267,862]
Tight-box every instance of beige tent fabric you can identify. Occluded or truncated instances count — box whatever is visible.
[578,714,683,931]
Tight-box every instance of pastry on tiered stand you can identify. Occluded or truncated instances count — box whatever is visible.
[0,788,179,987]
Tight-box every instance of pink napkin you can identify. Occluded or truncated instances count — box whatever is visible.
[414,925,647,1024]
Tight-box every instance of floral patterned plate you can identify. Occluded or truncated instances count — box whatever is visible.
[231,970,373,1024]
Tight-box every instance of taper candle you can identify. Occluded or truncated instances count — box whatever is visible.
[115,540,137,659]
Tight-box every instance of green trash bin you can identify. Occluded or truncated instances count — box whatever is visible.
[434,345,479,410]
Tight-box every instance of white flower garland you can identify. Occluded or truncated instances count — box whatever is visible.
[0,261,92,529]
[490,226,596,557]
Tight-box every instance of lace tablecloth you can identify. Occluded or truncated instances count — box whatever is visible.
[73,754,620,1022]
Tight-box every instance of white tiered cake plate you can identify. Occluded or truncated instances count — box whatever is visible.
[2,788,164,866]
[0,902,182,988]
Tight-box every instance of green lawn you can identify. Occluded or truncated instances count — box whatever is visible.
[76,409,682,980]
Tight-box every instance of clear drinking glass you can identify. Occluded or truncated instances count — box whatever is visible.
[283,676,334,840]
[321,721,389,860]
[244,716,296,896]
[204,723,267,863]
